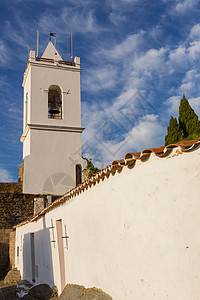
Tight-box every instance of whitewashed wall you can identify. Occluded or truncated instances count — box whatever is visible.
[21,47,85,195]
[15,146,200,299]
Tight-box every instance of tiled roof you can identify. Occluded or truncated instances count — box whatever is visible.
[14,138,200,228]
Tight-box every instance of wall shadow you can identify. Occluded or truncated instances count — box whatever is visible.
[0,242,9,278]
[22,216,55,287]
[0,284,17,300]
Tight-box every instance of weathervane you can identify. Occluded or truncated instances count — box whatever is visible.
[49,32,56,41]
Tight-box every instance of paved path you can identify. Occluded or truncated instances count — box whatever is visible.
[0,281,18,300]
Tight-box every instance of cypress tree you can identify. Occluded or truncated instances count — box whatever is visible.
[178,94,200,139]
[165,94,200,144]
[165,116,183,145]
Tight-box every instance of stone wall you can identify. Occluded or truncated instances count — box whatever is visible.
[0,228,13,278]
[18,161,24,185]
[0,184,34,228]
[0,182,35,277]
[34,197,46,216]
[0,182,22,194]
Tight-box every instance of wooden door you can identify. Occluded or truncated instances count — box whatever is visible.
[56,219,66,291]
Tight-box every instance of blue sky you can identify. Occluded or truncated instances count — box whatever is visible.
[1,0,200,182]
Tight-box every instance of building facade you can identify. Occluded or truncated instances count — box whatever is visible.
[21,41,86,196]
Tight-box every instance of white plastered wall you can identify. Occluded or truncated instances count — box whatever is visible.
[29,64,81,127]
[23,65,31,131]
[15,146,200,299]
[23,129,83,195]
[21,51,84,195]
[23,130,31,158]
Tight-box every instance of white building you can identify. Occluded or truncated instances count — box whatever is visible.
[14,138,200,299]
[21,40,86,196]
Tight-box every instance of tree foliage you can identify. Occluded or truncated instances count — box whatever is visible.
[165,116,183,146]
[165,94,200,145]
[85,158,100,178]
[179,94,200,137]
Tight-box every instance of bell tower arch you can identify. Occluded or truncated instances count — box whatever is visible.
[21,40,86,195]
[48,85,62,119]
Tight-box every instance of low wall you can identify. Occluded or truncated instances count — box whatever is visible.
[0,182,35,277]
[15,146,200,299]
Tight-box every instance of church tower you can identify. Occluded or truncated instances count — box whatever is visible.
[21,40,86,195]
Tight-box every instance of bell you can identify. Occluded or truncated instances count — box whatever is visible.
[49,102,60,114]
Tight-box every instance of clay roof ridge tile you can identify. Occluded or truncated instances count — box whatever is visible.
[125,152,141,159]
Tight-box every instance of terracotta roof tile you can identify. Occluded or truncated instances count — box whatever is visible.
[14,137,200,228]
[142,146,165,154]
[125,152,140,159]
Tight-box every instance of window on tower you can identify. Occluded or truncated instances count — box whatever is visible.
[76,164,82,186]
[48,85,62,119]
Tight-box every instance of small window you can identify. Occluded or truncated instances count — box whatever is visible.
[48,85,62,119]
[76,164,82,186]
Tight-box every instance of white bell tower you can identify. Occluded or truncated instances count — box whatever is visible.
[21,40,86,195]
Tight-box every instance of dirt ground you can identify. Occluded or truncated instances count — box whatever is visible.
[0,281,18,300]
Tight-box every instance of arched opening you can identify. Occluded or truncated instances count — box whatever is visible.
[48,85,62,119]
[76,164,82,186]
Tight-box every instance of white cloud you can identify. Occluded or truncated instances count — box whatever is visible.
[0,40,10,64]
[0,167,13,182]
[168,45,188,69]
[180,81,195,91]
[37,6,107,42]
[179,69,200,96]
[3,20,28,48]
[62,9,107,34]
[164,96,181,118]
[122,114,165,150]
[183,69,200,81]
[149,26,162,42]
[187,41,200,60]
[189,23,200,40]
[0,76,8,88]
[82,66,118,92]
[96,114,165,167]
[167,41,200,71]
[188,97,200,116]
[81,19,200,166]
[99,31,145,60]
[109,0,141,10]
[67,0,94,6]
[109,12,127,25]
[133,47,167,75]
[175,0,199,13]
[82,86,163,167]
